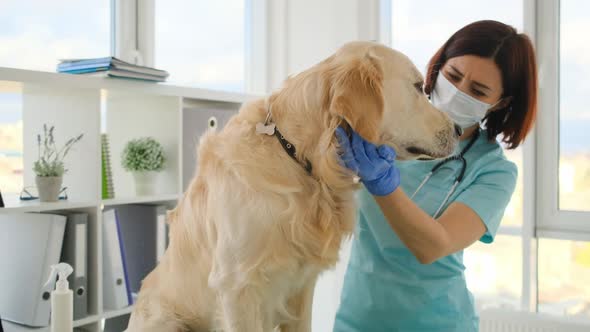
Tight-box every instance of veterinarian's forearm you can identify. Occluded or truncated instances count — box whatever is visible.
[373,189,450,264]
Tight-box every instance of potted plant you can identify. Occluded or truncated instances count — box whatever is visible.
[121,137,166,196]
[34,124,84,202]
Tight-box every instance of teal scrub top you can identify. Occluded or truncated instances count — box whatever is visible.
[333,129,518,332]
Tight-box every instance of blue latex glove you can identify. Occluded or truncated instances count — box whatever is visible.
[335,127,401,196]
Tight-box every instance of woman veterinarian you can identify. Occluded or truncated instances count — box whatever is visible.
[333,20,537,331]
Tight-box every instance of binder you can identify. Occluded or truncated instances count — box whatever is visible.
[0,213,67,327]
[0,320,46,332]
[102,209,132,310]
[60,213,88,320]
[87,69,167,82]
[156,205,169,262]
[115,205,158,297]
[103,314,130,332]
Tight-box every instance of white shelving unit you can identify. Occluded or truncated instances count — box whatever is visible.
[0,67,258,332]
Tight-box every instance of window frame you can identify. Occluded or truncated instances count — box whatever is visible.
[536,0,590,238]
[113,0,264,93]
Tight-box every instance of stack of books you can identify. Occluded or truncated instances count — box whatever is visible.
[57,57,169,82]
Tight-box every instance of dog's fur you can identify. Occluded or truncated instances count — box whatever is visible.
[126,41,458,332]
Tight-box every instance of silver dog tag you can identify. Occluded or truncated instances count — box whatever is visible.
[256,122,276,136]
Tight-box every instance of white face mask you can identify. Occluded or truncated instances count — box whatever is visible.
[431,73,498,129]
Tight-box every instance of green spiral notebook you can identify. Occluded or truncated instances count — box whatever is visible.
[102,134,115,199]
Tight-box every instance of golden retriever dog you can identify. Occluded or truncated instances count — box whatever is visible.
[126,41,459,332]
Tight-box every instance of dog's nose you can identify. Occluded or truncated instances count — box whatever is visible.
[454,124,463,137]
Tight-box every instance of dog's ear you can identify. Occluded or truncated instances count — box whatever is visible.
[325,50,384,142]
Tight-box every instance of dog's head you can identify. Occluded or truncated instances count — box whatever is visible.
[322,41,459,160]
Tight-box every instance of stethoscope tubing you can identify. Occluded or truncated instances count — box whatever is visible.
[410,129,481,218]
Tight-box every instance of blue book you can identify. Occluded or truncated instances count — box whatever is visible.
[58,56,168,78]
[59,67,110,74]
[58,63,112,72]
[57,56,115,69]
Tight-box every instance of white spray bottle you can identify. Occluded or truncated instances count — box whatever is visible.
[44,263,74,332]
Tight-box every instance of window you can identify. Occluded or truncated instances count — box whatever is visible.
[0,0,111,72]
[502,148,524,227]
[537,0,588,232]
[465,235,523,310]
[559,0,590,212]
[539,0,590,299]
[0,83,23,193]
[539,239,590,318]
[0,0,109,193]
[155,0,246,92]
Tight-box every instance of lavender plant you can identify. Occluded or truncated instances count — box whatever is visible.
[33,124,84,177]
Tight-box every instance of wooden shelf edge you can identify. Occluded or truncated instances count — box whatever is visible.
[0,194,98,214]
[101,194,180,207]
[73,314,101,327]
[102,305,135,320]
[0,67,261,104]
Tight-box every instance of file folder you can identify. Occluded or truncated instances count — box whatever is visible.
[60,213,89,319]
[0,213,66,327]
[0,320,46,332]
[156,205,169,262]
[115,205,158,297]
[102,209,132,310]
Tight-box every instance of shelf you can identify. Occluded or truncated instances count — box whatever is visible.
[0,66,244,332]
[0,67,260,104]
[0,194,181,213]
[73,315,101,327]
[102,305,135,320]
[101,194,180,207]
[0,193,97,214]
[1,315,105,331]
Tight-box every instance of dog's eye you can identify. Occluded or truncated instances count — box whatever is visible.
[413,82,424,94]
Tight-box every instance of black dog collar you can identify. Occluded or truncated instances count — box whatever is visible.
[256,107,313,176]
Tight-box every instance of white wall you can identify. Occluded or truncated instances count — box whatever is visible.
[264,1,382,330]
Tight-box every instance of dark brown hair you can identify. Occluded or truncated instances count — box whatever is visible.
[424,20,537,149]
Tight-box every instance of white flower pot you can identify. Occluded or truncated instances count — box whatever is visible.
[133,171,158,196]
[35,176,63,202]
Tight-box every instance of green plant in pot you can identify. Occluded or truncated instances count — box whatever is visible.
[121,137,166,196]
[34,124,84,202]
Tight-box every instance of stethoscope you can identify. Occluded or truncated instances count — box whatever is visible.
[410,128,480,218]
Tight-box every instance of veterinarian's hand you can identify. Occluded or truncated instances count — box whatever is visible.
[335,127,401,196]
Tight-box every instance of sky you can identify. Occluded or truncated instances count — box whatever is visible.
[0,0,588,154]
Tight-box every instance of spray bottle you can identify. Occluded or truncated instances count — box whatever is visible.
[44,263,73,332]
